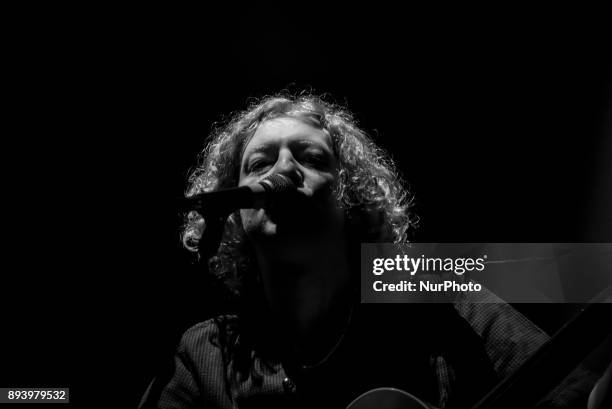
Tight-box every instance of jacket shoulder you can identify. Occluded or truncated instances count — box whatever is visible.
[178,315,238,357]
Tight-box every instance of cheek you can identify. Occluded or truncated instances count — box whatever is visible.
[238,173,250,187]
[303,171,338,200]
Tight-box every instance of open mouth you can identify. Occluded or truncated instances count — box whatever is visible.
[265,191,319,224]
[264,192,337,237]
[266,191,306,219]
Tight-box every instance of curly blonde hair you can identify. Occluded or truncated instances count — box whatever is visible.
[182,92,417,298]
[181,92,418,385]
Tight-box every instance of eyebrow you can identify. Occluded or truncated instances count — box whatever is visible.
[292,139,330,151]
[245,144,276,156]
[246,139,331,155]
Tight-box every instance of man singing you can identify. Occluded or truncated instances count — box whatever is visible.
[140,93,609,408]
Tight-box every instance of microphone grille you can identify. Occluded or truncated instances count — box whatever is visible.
[259,174,296,193]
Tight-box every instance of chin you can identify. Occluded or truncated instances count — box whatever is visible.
[243,209,334,244]
[260,221,280,237]
[241,214,278,239]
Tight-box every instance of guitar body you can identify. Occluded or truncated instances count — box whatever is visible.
[346,387,431,409]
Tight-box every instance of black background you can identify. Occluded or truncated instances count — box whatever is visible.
[2,7,611,408]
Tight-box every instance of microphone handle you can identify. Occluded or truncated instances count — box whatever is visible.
[187,185,257,216]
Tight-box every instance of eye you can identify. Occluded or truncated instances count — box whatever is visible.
[300,152,328,168]
[249,159,273,174]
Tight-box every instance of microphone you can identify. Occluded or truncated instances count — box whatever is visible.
[183,173,296,216]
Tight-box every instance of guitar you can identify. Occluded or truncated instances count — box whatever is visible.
[347,387,430,409]
[347,286,612,409]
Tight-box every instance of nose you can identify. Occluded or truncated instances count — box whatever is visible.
[273,149,304,187]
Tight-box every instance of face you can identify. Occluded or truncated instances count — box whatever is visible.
[239,117,344,243]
